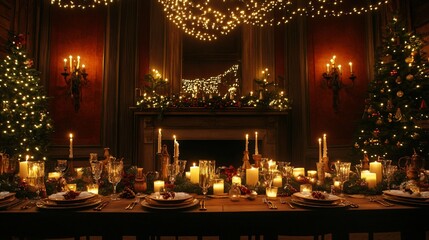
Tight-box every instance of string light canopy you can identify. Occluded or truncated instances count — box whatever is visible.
[158,0,390,41]
[50,0,116,9]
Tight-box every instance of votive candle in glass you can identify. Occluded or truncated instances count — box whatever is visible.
[266,186,278,200]
[213,179,224,195]
[154,180,165,192]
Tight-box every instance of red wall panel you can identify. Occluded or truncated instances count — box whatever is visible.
[48,7,106,146]
[307,15,369,148]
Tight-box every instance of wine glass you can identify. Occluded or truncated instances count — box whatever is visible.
[177,160,187,177]
[337,162,351,196]
[107,158,123,200]
[90,160,103,183]
[198,160,216,199]
[167,163,179,185]
[56,159,68,177]
[385,165,397,190]
[283,165,294,189]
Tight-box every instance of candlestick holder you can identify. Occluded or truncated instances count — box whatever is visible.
[161,145,170,181]
[316,162,325,185]
[61,57,89,112]
[252,154,262,168]
[322,59,356,112]
[322,156,330,173]
[242,151,251,169]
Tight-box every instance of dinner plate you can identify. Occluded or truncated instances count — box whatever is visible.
[141,198,199,210]
[206,194,229,199]
[290,198,348,209]
[36,198,102,210]
[145,197,195,207]
[148,192,193,204]
[48,191,97,204]
[0,192,16,201]
[382,195,429,207]
[40,196,103,207]
[0,196,18,209]
[292,192,340,204]
[382,190,429,201]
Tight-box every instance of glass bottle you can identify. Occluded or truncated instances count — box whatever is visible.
[229,183,241,201]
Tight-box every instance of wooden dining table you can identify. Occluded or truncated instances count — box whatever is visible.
[0,194,428,240]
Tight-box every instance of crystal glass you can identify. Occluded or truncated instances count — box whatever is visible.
[385,165,397,190]
[107,158,123,200]
[27,161,45,199]
[167,163,179,184]
[90,160,103,183]
[337,162,351,196]
[284,165,294,189]
[56,159,68,176]
[177,160,187,177]
[198,160,216,198]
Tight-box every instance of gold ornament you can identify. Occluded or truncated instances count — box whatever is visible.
[406,74,414,81]
[395,76,402,84]
[376,117,383,125]
[364,140,369,145]
[367,106,374,114]
[405,57,413,63]
[394,108,403,122]
[380,88,385,93]
[396,90,404,97]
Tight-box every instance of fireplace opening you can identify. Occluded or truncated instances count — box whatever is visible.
[164,140,263,169]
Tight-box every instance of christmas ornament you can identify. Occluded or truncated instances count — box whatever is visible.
[412,132,420,140]
[364,140,369,145]
[396,90,404,97]
[384,139,389,144]
[406,74,414,81]
[372,128,380,137]
[420,100,427,109]
[367,106,374,114]
[396,141,402,147]
[386,99,394,111]
[394,108,403,121]
[390,69,398,76]
[395,76,402,84]
[354,142,360,149]
[376,117,383,125]
[405,57,413,63]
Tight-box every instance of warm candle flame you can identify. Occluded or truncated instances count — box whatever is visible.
[69,133,73,139]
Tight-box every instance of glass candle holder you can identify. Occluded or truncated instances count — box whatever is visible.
[213,178,224,195]
[266,186,278,200]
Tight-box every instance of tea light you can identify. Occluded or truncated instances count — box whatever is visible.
[67,184,77,191]
[75,167,83,179]
[307,170,317,178]
[231,175,241,186]
[268,160,277,171]
[300,184,312,194]
[213,179,224,195]
[293,167,305,178]
[266,186,278,199]
[190,163,199,184]
[246,167,259,186]
[154,180,165,192]
[334,181,341,188]
[185,171,191,179]
[87,184,99,194]
[273,175,283,187]
[369,161,382,184]
[48,172,61,180]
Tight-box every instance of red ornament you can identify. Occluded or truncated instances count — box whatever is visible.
[390,69,398,76]
[420,100,427,110]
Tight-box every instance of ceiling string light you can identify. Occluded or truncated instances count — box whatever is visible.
[50,0,116,9]
[158,0,390,41]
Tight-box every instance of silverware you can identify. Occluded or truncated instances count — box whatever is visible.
[93,200,109,211]
[6,199,26,210]
[20,200,36,210]
[125,198,140,210]
[268,200,277,209]
[199,199,207,211]
[368,197,393,207]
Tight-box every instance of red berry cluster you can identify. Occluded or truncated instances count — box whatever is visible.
[160,191,176,199]
[238,185,251,195]
[311,191,326,200]
[63,191,81,200]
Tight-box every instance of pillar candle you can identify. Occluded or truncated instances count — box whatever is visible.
[190,163,199,184]
[307,170,317,178]
[67,184,77,191]
[293,167,305,178]
[69,133,73,159]
[75,167,83,179]
[369,161,382,184]
[245,134,249,152]
[87,184,99,194]
[157,129,162,154]
[232,175,241,186]
[365,172,377,188]
[246,167,259,186]
[323,134,327,158]
[48,172,61,180]
[318,138,322,162]
[273,175,283,187]
[300,184,312,193]
[255,132,258,155]
[185,171,191,179]
[213,179,224,195]
[19,160,29,179]
[153,180,165,192]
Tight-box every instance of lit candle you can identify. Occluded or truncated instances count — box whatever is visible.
[190,163,199,184]
[369,161,382,184]
[318,138,322,162]
[246,167,259,186]
[326,63,330,73]
[48,172,61,180]
[153,180,165,192]
[334,180,341,188]
[293,167,305,178]
[69,133,73,159]
[82,64,85,72]
[245,134,249,152]
[273,175,283,187]
[307,170,317,178]
[67,184,77,191]
[87,184,99,194]
[213,179,224,195]
[300,184,312,193]
[63,58,67,68]
[77,56,80,69]
[232,175,241,186]
[19,156,29,179]
[157,129,162,153]
[365,172,377,188]
[173,135,179,157]
[266,186,278,199]
[268,160,277,171]
[185,171,191,179]
[323,133,327,158]
[255,131,258,155]
[75,167,83,179]
[69,55,72,71]
[349,62,353,73]
[338,65,342,73]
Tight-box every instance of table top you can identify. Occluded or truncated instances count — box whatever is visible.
[1,194,428,239]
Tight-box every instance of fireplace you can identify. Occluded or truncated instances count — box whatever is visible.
[132,109,288,172]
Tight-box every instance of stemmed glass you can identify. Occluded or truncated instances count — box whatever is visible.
[107,158,123,200]
[385,165,397,190]
[167,163,179,185]
[199,160,216,199]
[337,162,351,196]
[177,160,187,177]
[283,165,294,189]
[90,160,103,184]
[56,159,68,177]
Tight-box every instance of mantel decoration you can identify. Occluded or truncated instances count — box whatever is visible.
[50,0,117,9]
[136,68,291,112]
[61,55,89,111]
[157,0,389,41]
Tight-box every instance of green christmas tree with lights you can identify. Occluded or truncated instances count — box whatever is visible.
[0,33,53,161]
[352,17,429,162]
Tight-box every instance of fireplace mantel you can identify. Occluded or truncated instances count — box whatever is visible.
[132,109,288,171]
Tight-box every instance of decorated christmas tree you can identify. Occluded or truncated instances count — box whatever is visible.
[352,17,429,162]
[0,33,53,161]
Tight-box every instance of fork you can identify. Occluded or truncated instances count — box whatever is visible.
[369,196,393,207]
[125,198,140,210]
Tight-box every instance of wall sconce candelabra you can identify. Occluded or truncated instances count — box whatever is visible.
[322,55,356,112]
[62,55,88,111]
